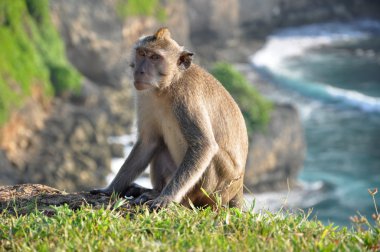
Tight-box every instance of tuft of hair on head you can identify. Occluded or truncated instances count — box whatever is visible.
[154,27,171,40]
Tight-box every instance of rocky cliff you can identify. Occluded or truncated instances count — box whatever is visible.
[1,0,377,193]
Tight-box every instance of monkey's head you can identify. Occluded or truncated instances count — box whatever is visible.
[131,28,194,91]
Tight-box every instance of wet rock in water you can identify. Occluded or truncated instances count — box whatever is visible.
[244,104,305,192]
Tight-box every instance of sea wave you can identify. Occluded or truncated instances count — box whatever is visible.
[325,85,380,112]
[252,20,380,69]
[251,20,380,113]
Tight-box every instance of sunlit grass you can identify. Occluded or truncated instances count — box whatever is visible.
[1,199,379,251]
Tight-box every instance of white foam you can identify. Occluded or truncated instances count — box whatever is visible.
[244,181,326,212]
[251,20,380,113]
[326,85,380,112]
[251,21,377,70]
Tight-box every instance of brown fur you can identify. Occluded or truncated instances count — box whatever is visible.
[91,28,248,209]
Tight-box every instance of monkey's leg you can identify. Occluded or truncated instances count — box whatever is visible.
[150,145,177,192]
[90,139,158,196]
[130,146,177,205]
[147,107,219,209]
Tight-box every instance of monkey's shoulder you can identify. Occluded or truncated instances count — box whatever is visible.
[178,64,227,93]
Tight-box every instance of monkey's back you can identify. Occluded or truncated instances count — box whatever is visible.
[175,64,249,171]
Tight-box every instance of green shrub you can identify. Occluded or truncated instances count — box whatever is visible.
[116,0,167,22]
[211,62,273,135]
[49,65,82,95]
[0,0,81,125]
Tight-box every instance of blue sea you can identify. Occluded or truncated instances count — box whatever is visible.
[251,20,380,226]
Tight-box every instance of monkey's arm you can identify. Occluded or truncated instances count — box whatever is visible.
[90,138,158,196]
[149,102,218,208]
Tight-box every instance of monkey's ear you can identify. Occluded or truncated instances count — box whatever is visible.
[155,27,171,40]
[178,51,194,70]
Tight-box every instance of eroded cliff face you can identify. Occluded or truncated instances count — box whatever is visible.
[1,0,377,192]
[245,104,305,192]
[0,0,191,191]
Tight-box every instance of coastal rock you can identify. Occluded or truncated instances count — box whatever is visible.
[244,104,305,192]
[50,0,190,89]
[50,0,127,89]
[0,151,16,185]
[0,80,132,192]
[187,0,239,43]
[239,0,380,37]
[17,94,113,191]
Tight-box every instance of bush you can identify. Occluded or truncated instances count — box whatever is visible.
[116,0,167,22]
[0,0,81,125]
[49,65,81,96]
[211,62,273,135]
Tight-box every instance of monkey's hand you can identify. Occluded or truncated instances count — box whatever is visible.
[90,183,152,198]
[89,187,114,196]
[147,195,174,210]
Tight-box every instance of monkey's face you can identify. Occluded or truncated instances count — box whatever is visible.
[132,47,168,91]
[131,28,194,91]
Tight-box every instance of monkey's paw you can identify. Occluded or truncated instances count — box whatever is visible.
[147,196,173,210]
[89,188,113,196]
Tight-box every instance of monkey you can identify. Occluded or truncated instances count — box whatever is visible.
[91,27,248,209]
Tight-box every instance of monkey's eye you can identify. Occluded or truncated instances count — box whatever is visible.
[150,54,161,61]
[137,50,146,57]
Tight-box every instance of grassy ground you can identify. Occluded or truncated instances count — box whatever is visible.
[1,199,379,251]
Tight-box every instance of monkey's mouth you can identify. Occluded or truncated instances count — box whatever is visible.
[134,81,153,91]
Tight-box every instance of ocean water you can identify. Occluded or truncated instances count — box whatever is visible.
[251,20,380,226]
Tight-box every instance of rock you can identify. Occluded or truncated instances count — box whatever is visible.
[244,104,305,192]
[0,151,16,185]
[0,184,118,215]
[0,94,117,192]
[187,0,239,43]
[239,0,380,38]
[110,143,125,158]
[50,0,127,89]
[50,0,190,89]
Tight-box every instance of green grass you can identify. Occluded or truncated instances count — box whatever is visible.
[0,0,81,125]
[211,63,273,136]
[0,201,379,251]
[116,0,167,22]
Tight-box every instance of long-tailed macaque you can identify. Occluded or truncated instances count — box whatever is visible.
[91,28,248,209]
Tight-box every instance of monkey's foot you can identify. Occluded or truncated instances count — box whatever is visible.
[146,195,173,210]
[129,190,160,205]
[89,188,113,196]
[123,183,152,198]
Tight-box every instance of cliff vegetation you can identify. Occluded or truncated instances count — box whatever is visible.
[211,63,273,135]
[116,0,167,22]
[0,0,80,125]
